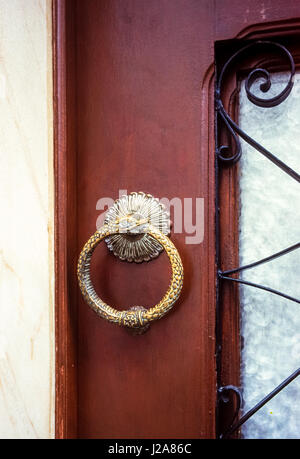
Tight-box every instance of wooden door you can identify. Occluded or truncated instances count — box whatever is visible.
[53,0,300,439]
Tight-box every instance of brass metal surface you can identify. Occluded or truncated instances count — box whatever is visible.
[77,216,183,330]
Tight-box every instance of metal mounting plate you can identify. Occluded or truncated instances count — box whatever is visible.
[104,192,170,262]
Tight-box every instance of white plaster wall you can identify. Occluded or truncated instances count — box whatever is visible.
[0,0,54,438]
[239,73,300,438]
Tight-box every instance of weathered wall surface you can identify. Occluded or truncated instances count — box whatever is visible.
[0,0,54,438]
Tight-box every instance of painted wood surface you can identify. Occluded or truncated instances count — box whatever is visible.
[54,0,300,439]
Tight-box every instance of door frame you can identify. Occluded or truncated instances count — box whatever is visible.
[53,0,78,439]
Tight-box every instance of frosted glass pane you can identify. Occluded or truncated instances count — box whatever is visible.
[238,72,300,439]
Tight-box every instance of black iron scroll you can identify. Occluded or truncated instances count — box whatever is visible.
[215,40,300,438]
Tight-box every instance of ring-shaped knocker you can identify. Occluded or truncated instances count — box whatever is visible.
[77,217,184,333]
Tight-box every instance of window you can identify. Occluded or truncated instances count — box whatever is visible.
[216,40,300,439]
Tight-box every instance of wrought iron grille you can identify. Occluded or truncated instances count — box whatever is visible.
[215,40,300,439]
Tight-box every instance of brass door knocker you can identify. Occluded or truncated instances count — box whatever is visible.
[77,192,183,333]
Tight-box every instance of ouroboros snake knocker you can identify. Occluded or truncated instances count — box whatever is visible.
[77,192,184,333]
